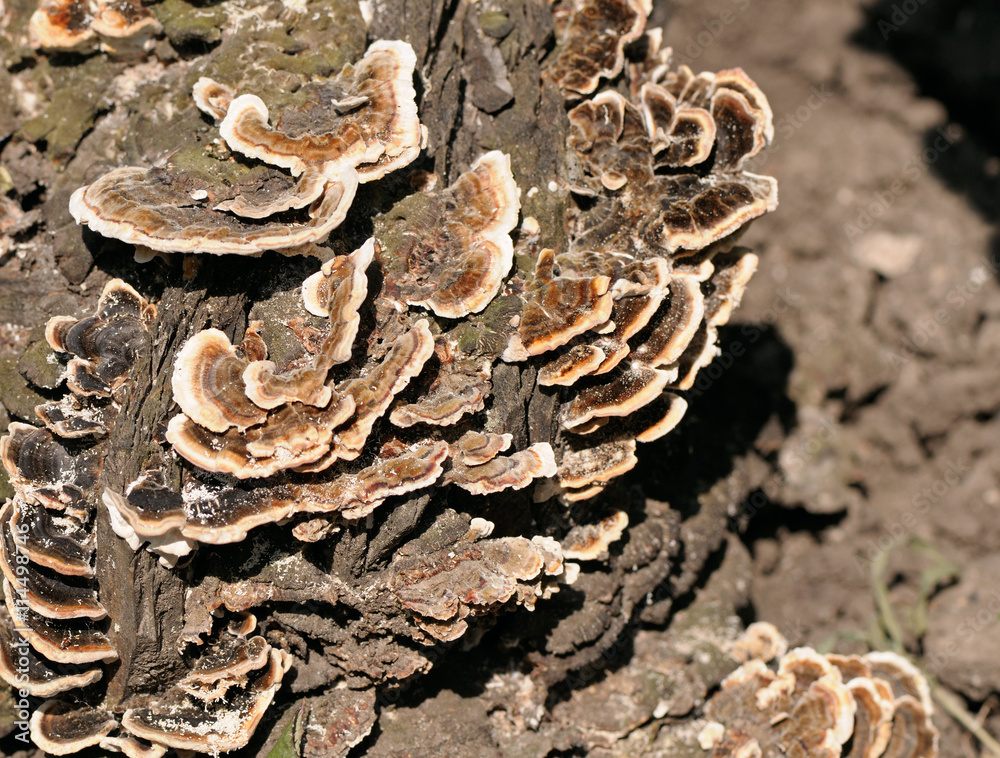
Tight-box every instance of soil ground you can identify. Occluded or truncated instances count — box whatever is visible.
[664,0,1000,754]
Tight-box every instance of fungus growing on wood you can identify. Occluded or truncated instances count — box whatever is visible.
[28,700,118,755]
[121,647,290,752]
[561,510,628,561]
[70,41,422,256]
[391,531,566,642]
[44,279,155,399]
[550,0,651,95]
[380,150,521,319]
[220,40,421,182]
[701,643,939,758]
[2,4,789,755]
[28,0,161,55]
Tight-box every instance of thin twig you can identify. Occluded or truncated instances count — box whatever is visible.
[932,682,1000,758]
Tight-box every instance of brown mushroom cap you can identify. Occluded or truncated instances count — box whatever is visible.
[328,319,436,461]
[382,151,521,319]
[703,647,939,758]
[166,394,356,479]
[70,165,359,256]
[176,635,271,702]
[0,608,103,697]
[36,397,110,439]
[3,579,116,664]
[392,535,564,641]
[293,440,449,521]
[89,0,162,55]
[9,498,95,578]
[562,364,673,431]
[558,439,637,491]
[504,248,613,362]
[0,423,99,510]
[445,443,557,496]
[29,701,118,756]
[561,511,628,561]
[121,648,289,753]
[0,510,104,620]
[220,40,421,182]
[550,0,649,96]
[172,328,270,434]
[450,431,512,466]
[244,240,374,409]
[28,0,97,53]
[192,77,235,122]
[45,279,154,398]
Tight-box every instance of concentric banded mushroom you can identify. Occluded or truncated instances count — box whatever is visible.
[6,5,786,756]
[702,641,939,758]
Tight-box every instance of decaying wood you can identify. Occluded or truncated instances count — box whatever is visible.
[0,1,783,755]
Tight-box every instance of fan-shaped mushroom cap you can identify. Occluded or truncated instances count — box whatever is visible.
[538,345,607,386]
[450,431,512,466]
[504,248,614,362]
[562,364,673,431]
[0,423,99,511]
[631,274,706,366]
[9,498,94,577]
[550,0,650,96]
[286,440,450,521]
[192,77,235,122]
[89,0,162,55]
[166,395,356,479]
[45,279,154,398]
[730,622,789,664]
[561,511,628,561]
[0,608,103,697]
[176,635,271,702]
[445,443,556,496]
[36,397,110,439]
[2,581,116,664]
[122,648,289,753]
[244,239,374,409]
[0,509,104,620]
[220,40,420,182]
[329,319,436,461]
[389,359,492,427]
[171,328,270,434]
[28,0,97,52]
[392,535,565,642]
[29,701,118,756]
[558,439,638,495]
[382,151,520,319]
[69,165,359,256]
[703,647,939,758]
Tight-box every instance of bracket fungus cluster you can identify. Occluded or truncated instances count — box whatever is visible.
[701,626,939,758]
[29,0,162,56]
[0,0,792,755]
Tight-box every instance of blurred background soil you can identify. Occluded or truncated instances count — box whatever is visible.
[661,0,1000,753]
